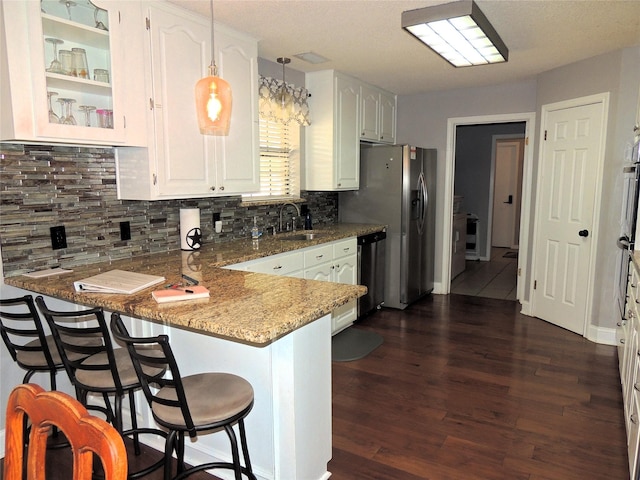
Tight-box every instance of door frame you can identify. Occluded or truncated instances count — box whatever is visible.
[530,92,609,337]
[488,134,525,252]
[440,112,536,310]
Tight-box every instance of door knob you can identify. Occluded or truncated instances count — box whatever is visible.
[578,229,589,237]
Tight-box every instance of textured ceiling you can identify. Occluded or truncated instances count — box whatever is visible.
[167,0,640,95]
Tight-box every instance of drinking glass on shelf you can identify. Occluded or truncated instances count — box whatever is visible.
[96,109,113,128]
[71,48,88,79]
[58,98,76,125]
[78,105,96,127]
[59,49,73,75]
[47,91,60,123]
[94,5,108,30]
[59,0,76,20]
[44,38,64,74]
[93,69,109,83]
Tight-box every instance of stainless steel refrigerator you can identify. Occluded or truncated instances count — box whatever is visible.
[339,144,437,309]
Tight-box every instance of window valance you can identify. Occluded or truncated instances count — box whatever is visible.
[258,75,311,126]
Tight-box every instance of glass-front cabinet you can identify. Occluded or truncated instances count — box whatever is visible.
[0,0,136,145]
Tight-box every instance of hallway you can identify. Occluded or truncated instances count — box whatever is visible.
[450,247,518,300]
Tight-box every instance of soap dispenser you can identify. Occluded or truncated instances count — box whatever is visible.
[251,216,261,240]
[304,210,313,230]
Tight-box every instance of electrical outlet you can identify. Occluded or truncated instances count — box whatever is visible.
[120,221,131,241]
[50,226,67,250]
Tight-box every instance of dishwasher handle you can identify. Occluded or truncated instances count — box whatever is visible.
[357,231,387,246]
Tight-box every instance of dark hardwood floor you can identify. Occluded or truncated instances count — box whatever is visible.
[2,294,628,479]
[329,293,628,479]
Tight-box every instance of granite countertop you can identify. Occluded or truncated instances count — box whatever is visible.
[4,223,385,346]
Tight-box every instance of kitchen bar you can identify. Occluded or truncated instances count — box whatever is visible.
[3,224,380,480]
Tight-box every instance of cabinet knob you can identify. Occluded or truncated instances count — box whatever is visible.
[632,414,638,425]
[210,186,216,191]
[220,186,225,191]
[621,339,626,344]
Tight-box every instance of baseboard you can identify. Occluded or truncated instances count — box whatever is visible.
[587,324,617,346]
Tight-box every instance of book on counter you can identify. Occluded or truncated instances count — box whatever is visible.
[152,285,210,303]
[74,269,165,294]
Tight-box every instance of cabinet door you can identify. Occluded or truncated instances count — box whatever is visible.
[214,25,260,194]
[334,75,360,189]
[304,263,333,282]
[148,5,215,197]
[1,0,127,145]
[379,91,397,144]
[360,85,380,142]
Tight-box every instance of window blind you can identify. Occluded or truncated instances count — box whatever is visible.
[245,116,299,199]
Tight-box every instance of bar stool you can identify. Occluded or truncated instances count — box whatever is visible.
[0,295,65,389]
[35,296,167,478]
[110,312,257,480]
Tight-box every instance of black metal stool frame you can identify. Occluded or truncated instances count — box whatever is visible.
[36,296,166,479]
[0,295,62,388]
[110,313,257,480]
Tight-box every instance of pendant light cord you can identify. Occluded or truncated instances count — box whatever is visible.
[209,0,216,75]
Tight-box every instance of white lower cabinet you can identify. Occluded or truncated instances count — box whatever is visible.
[621,259,640,479]
[115,1,259,200]
[226,237,358,334]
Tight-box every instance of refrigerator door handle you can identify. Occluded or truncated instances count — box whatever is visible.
[417,172,427,235]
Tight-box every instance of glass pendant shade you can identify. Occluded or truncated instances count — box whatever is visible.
[277,86,294,124]
[195,67,232,135]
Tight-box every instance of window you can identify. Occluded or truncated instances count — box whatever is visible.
[243,115,300,200]
[243,75,310,202]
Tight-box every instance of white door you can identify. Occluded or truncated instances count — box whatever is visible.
[492,139,524,248]
[532,96,607,335]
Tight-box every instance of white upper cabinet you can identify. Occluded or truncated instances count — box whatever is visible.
[379,89,397,144]
[360,84,396,144]
[0,0,135,146]
[115,1,259,200]
[304,70,361,191]
[304,70,397,191]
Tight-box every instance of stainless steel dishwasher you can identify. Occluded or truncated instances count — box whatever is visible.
[357,230,386,318]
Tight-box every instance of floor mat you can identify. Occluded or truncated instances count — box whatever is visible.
[503,251,518,258]
[331,327,383,362]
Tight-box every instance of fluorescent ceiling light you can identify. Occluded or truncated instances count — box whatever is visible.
[402,0,508,67]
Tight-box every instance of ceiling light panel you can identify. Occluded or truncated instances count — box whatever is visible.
[402,0,508,67]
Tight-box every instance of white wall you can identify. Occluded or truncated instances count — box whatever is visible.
[397,45,640,333]
[535,46,640,330]
[397,79,538,287]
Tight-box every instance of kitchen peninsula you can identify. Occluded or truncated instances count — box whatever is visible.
[3,223,383,480]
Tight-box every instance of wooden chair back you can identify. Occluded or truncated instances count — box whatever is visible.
[4,383,127,480]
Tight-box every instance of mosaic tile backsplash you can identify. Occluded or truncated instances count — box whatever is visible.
[0,144,338,277]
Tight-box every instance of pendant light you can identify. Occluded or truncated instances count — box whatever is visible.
[276,57,294,124]
[195,0,232,135]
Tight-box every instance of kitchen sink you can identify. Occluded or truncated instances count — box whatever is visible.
[280,232,325,241]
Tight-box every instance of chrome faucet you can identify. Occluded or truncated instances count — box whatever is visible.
[279,202,301,232]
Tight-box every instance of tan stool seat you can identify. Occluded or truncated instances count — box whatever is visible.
[153,373,254,427]
[76,347,165,391]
